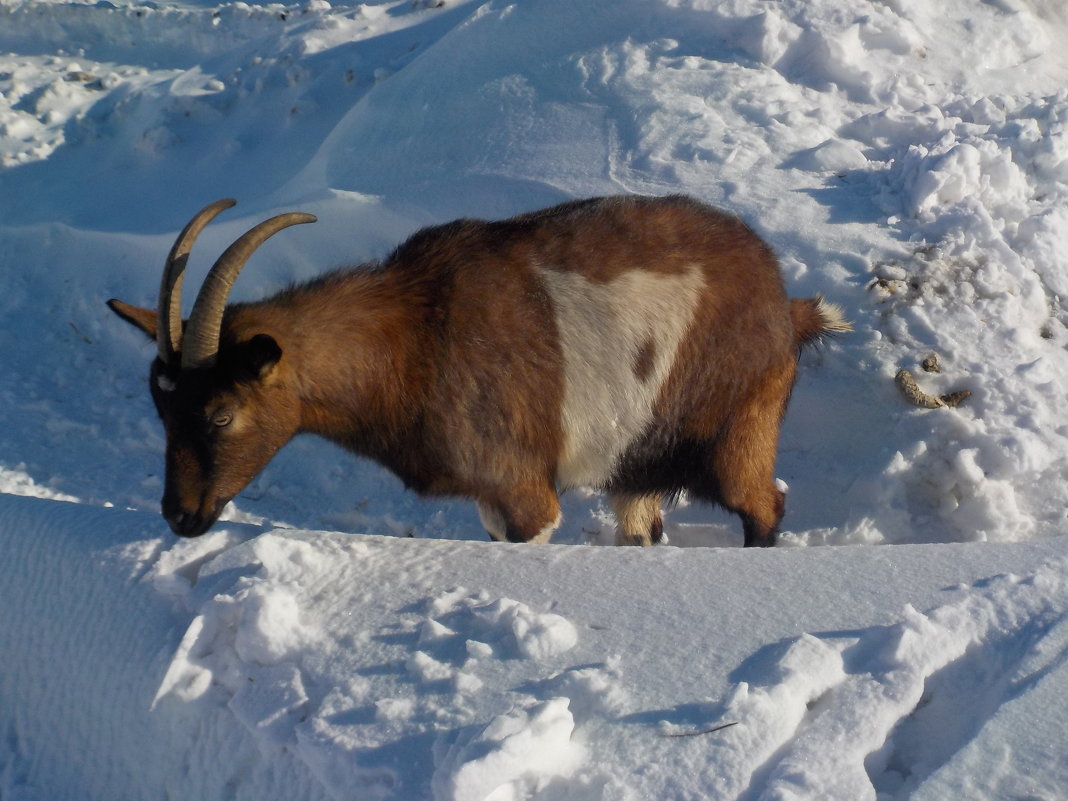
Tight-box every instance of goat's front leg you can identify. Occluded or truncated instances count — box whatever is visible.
[476,481,561,544]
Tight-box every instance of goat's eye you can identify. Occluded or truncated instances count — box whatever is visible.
[211,412,233,428]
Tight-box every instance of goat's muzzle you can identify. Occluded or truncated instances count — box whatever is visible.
[163,496,230,538]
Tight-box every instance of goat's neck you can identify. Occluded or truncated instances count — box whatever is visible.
[231,270,432,443]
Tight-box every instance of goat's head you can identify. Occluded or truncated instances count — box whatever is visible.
[108,200,316,536]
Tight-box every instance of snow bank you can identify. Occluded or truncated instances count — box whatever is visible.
[3,494,1068,800]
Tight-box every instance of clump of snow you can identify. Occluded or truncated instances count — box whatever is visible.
[432,697,582,801]
[541,658,629,721]
[0,464,79,502]
[229,662,311,749]
[429,590,578,662]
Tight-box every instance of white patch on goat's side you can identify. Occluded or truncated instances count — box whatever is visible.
[536,264,704,488]
[157,374,177,392]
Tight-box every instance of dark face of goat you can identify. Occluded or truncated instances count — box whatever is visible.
[107,199,315,537]
[149,337,300,536]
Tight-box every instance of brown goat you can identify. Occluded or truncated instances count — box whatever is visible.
[107,195,849,544]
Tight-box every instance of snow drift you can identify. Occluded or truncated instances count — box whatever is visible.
[4,494,1068,800]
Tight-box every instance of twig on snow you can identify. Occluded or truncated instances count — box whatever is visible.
[660,721,739,738]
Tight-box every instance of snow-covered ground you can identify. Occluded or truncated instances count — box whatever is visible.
[2,0,1068,798]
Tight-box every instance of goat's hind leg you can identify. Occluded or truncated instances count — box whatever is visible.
[610,493,664,546]
[708,364,794,548]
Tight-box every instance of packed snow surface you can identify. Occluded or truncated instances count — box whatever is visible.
[2,0,1068,799]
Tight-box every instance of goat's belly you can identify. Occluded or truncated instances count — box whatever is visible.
[555,418,635,489]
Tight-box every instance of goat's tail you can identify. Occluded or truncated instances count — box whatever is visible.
[791,296,852,347]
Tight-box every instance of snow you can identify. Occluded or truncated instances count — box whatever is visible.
[5,496,1068,800]
[2,0,1068,798]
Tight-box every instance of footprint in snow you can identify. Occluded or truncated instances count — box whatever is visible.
[678,558,1068,801]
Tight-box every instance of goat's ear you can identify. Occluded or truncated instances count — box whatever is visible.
[107,299,159,342]
[234,334,282,381]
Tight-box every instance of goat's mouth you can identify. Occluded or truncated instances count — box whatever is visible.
[163,496,231,538]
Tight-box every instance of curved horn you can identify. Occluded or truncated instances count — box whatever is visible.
[181,211,317,370]
[158,198,237,365]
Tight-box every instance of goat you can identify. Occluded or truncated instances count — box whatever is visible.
[107,195,849,545]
